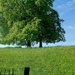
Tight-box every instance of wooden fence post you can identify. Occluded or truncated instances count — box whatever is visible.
[8,69,10,75]
[12,68,14,75]
[24,67,30,75]
[0,69,2,75]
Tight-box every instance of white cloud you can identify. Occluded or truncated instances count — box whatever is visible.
[63,25,75,30]
[56,0,75,16]
[66,1,73,6]
[60,6,75,16]
[57,0,75,8]
[73,0,75,2]
[67,26,75,30]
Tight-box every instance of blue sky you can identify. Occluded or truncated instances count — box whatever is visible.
[51,0,75,46]
[0,0,75,47]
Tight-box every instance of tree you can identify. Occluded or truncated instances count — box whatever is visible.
[0,0,65,47]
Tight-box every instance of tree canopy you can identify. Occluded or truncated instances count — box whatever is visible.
[0,0,65,47]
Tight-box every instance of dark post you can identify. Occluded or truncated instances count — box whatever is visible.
[24,67,30,75]
[8,69,10,75]
[12,68,14,75]
[0,69,2,75]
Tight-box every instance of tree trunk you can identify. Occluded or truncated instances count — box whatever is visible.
[27,41,31,47]
[39,39,42,48]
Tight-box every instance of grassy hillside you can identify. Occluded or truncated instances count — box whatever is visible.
[0,46,75,75]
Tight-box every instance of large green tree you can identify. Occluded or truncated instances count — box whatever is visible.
[0,0,65,47]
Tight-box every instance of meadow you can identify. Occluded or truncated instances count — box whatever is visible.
[0,46,75,75]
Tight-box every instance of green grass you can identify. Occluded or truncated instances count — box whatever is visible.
[0,46,75,75]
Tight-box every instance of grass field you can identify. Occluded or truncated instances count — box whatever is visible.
[0,46,75,75]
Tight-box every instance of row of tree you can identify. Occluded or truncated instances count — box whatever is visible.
[0,0,65,47]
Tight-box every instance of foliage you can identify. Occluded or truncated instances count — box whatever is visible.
[0,0,65,47]
[0,46,75,75]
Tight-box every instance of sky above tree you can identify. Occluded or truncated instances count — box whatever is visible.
[50,0,75,46]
